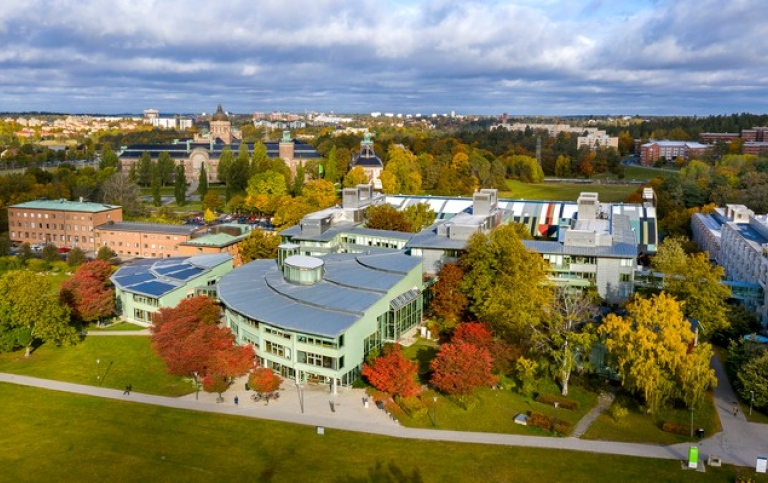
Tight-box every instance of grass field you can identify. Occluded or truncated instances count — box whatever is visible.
[583,391,721,445]
[0,383,760,483]
[0,337,190,397]
[501,180,642,202]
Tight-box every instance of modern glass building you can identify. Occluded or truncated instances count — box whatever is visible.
[217,250,423,387]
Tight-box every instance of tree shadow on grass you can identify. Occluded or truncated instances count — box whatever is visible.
[338,460,423,483]
[413,346,438,384]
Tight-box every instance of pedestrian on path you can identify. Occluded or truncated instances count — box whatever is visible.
[733,402,739,417]
[124,384,132,395]
[234,396,239,406]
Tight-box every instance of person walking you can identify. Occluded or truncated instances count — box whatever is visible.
[733,402,739,417]
[234,395,239,406]
[124,384,132,396]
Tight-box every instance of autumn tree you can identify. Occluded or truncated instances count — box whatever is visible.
[101,173,144,216]
[365,204,411,232]
[302,179,337,209]
[60,260,115,326]
[0,270,76,356]
[430,341,497,397]
[202,192,224,213]
[599,293,717,414]
[238,229,281,263]
[151,296,254,380]
[535,287,598,396]
[343,166,369,188]
[249,367,282,395]
[361,344,420,397]
[203,373,230,401]
[429,263,468,333]
[460,224,551,342]
[402,202,435,232]
[272,196,315,231]
[380,147,422,194]
[203,208,217,224]
[652,236,730,333]
[246,169,288,215]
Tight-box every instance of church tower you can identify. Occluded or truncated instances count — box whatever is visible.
[209,104,232,144]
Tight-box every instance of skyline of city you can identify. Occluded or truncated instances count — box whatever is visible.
[1,0,767,116]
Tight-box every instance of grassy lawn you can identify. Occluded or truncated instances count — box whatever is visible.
[398,339,598,436]
[501,180,641,202]
[583,391,721,445]
[0,258,74,291]
[0,383,759,483]
[0,337,190,397]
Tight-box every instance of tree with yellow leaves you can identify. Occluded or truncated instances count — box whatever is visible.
[599,293,716,414]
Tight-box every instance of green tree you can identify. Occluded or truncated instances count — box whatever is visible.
[272,197,315,231]
[0,270,76,356]
[67,246,86,267]
[156,151,175,186]
[198,164,209,198]
[238,229,281,263]
[325,145,338,183]
[136,152,153,187]
[652,236,730,333]
[343,166,369,188]
[41,243,60,267]
[174,164,188,206]
[217,147,234,184]
[99,144,119,170]
[365,204,411,232]
[16,243,32,265]
[736,350,768,410]
[227,152,251,197]
[96,245,115,261]
[250,141,269,176]
[202,192,224,213]
[291,162,306,197]
[460,224,551,341]
[150,162,162,206]
[554,155,572,178]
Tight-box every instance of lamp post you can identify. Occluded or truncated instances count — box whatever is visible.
[689,407,695,438]
[193,371,199,400]
[432,396,438,427]
[96,358,101,386]
[553,402,559,433]
[297,371,305,414]
[750,391,755,416]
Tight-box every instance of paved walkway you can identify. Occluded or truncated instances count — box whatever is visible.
[82,329,150,336]
[1,356,766,468]
[571,390,615,438]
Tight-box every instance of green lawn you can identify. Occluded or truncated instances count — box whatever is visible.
[398,339,598,435]
[583,391,721,445]
[0,383,759,483]
[501,180,641,202]
[0,337,190,397]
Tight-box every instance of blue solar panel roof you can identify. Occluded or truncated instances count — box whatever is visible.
[130,280,179,297]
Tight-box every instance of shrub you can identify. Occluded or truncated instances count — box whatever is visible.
[610,404,629,424]
[661,421,689,435]
[535,394,579,410]
[528,412,572,434]
[397,395,428,418]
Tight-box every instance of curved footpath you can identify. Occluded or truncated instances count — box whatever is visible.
[1,356,766,468]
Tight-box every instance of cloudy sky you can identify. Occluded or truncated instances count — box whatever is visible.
[0,0,765,116]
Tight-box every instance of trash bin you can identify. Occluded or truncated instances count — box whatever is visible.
[696,428,705,438]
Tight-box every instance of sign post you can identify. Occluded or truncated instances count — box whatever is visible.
[688,446,699,469]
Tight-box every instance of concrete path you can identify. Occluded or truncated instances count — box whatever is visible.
[571,391,615,438]
[81,330,150,336]
[1,355,766,467]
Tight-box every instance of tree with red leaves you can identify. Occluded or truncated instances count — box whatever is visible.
[150,296,254,381]
[452,322,493,350]
[361,344,420,397]
[249,367,282,394]
[430,341,497,396]
[60,260,115,325]
[202,373,230,401]
[429,263,468,334]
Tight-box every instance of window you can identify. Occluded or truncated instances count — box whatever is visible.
[265,340,290,359]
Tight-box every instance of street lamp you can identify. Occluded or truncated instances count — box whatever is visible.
[553,402,559,434]
[96,358,101,385]
[750,391,755,416]
[432,396,438,427]
[689,407,695,438]
[193,371,200,400]
[297,371,305,414]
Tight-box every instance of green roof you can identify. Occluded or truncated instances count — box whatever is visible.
[11,199,121,213]
[182,232,243,247]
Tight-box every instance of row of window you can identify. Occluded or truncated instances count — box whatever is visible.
[11,232,93,243]
[104,233,180,240]
[14,222,91,231]
[264,340,345,370]
[13,212,96,221]
[132,294,159,307]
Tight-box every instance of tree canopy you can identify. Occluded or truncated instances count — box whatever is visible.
[238,229,281,263]
[361,344,420,398]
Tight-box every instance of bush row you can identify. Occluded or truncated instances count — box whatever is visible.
[529,412,572,434]
[661,421,689,435]
[535,394,579,410]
